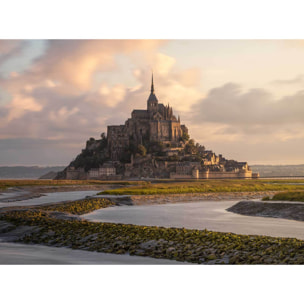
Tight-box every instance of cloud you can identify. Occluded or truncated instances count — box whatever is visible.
[172,68,201,87]
[187,82,304,150]
[271,74,304,85]
[0,40,25,65]
[153,53,176,75]
[6,94,42,121]
[30,40,165,91]
[193,82,304,125]
[0,40,166,136]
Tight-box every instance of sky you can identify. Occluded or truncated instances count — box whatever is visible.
[1,39,304,166]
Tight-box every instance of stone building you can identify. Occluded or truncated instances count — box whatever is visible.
[107,75,188,160]
[88,163,116,179]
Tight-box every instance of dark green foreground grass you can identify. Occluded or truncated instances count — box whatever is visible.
[1,197,304,264]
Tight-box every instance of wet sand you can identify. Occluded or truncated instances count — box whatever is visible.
[0,184,116,203]
[0,190,100,209]
[0,241,187,264]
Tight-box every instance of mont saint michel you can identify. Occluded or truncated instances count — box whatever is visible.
[56,75,258,180]
[3,39,304,272]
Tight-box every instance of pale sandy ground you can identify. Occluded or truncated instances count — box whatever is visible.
[0,241,187,264]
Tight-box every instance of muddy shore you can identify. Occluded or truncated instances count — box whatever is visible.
[0,185,118,202]
[228,200,304,222]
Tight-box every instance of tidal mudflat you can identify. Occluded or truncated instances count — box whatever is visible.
[0,241,186,264]
[2,181,304,264]
[0,190,99,208]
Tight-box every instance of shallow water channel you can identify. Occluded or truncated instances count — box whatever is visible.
[82,200,304,240]
[0,190,99,208]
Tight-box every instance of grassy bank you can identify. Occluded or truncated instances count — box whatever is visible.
[100,179,304,196]
[0,179,148,190]
[263,191,304,202]
[1,198,304,264]
[39,198,115,215]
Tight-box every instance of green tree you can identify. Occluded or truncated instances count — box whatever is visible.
[137,144,147,156]
[185,139,197,155]
[181,132,190,143]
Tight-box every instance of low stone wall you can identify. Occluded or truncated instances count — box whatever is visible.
[199,171,252,179]
[170,170,253,179]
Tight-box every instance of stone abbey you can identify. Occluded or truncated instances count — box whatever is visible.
[107,75,188,161]
[57,75,259,180]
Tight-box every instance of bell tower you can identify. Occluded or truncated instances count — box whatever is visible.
[147,73,158,113]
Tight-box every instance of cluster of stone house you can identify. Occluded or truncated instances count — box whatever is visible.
[170,159,259,179]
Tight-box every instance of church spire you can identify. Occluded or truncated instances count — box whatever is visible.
[151,73,155,94]
[147,72,158,111]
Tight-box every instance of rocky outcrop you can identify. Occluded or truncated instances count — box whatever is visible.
[227,200,304,221]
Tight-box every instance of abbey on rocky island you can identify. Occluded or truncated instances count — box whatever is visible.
[56,75,259,180]
[107,75,188,161]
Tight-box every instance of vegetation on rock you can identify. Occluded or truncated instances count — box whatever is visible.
[39,198,115,215]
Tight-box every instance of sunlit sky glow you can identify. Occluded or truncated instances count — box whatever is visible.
[1,39,304,166]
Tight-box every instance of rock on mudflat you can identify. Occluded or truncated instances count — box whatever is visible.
[0,220,16,233]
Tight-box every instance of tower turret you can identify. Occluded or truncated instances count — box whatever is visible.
[147,73,158,112]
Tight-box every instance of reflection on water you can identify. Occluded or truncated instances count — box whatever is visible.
[81,200,304,240]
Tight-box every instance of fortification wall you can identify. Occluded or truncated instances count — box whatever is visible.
[199,171,252,179]
[170,173,194,179]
